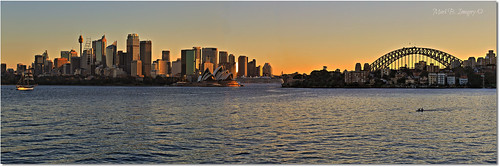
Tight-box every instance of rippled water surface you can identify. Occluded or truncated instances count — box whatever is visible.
[1,84,497,164]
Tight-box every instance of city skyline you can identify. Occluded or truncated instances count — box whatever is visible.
[1,1,496,74]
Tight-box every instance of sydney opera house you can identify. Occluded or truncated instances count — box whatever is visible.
[175,66,241,87]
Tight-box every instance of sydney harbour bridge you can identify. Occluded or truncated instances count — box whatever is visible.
[369,47,463,71]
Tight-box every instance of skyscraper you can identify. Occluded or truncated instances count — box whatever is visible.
[247,59,256,77]
[106,41,117,68]
[263,63,272,77]
[92,35,107,67]
[219,51,228,64]
[202,48,218,71]
[238,55,248,77]
[193,47,202,73]
[181,49,196,76]
[131,60,142,77]
[162,50,171,75]
[61,51,70,60]
[140,40,152,77]
[127,33,140,61]
[69,49,78,58]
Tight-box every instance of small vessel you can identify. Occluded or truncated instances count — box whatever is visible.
[416,108,424,112]
[16,70,36,91]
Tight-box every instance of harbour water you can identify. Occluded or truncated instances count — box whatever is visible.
[1,84,497,164]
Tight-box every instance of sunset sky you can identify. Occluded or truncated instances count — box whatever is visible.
[1,1,496,74]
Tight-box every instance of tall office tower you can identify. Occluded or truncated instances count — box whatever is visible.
[127,33,140,61]
[355,63,362,72]
[256,65,262,77]
[80,49,93,75]
[106,41,117,67]
[227,54,236,75]
[263,63,272,77]
[16,64,26,74]
[131,60,143,77]
[363,63,370,71]
[193,47,201,72]
[92,35,107,67]
[172,58,182,77]
[54,58,69,69]
[247,59,256,77]
[202,48,218,71]
[228,54,235,63]
[140,40,152,77]
[70,57,80,75]
[486,50,496,65]
[156,59,167,76]
[162,50,171,74]
[61,51,70,60]
[117,51,125,69]
[219,51,228,64]
[78,35,83,57]
[181,49,196,76]
[238,55,248,77]
[34,54,44,75]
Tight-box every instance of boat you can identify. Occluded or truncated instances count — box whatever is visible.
[416,108,424,112]
[16,70,36,91]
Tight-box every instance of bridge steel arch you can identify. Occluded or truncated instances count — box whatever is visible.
[370,47,462,71]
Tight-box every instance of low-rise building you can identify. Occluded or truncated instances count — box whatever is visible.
[428,73,437,85]
[437,73,446,85]
[345,71,369,84]
[459,76,468,85]
[446,75,456,85]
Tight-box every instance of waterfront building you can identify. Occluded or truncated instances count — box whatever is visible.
[345,71,369,84]
[428,73,437,85]
[363,63,370,71]
[34,55,44,75]
[140,40,152,77]
[172,58,181,77]
[263,63,272,77]
[247,59,256,77]
[219,51,228,64]
[162,50,171,75]
[156,59,167,76]
[192,47,201,73]
[127,33,140,61]
[80,49,94,75]
[238,55,248,77]
[459,76,468,85]
[202,48,218,71]
[256,65,262,77]
[131,60,143,77]
[92,35,107,67]
[181,49,196,76]
[106,41,117,68]
[229,54,235,63]
[355,63,362,72]
[437,73,446,85]
[447,75,456,85]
